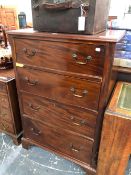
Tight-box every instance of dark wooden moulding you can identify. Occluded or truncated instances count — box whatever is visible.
[0,69,22,145]
[8,29,125,174]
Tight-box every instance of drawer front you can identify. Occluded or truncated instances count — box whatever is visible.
[15,39,105,77]
[0,83,6,94]
[21,93,97,139]
[0,119,14,134]
[17,67,101,110]
[23,117,93,164]
[0,107,12,122]
[0,94,9,108]
[0,95,12,122]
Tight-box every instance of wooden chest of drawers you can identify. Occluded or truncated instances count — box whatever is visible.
[0,69,22,145]
[8,29,125,174]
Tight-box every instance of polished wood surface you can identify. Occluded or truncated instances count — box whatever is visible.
[0,69,15,78]
[23,117,93,165]
[97,82,131,175]
[8,30,124,174]
[8,28,125,43]
[21,92,97,139]
[0,117,14,134]
[0,69,22,145]
[17,67,101,111]
[0,94,12,122]
[15,38,105,77]
[0,82,7,94]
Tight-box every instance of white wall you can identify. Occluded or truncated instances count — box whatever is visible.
[0,0,17,7]
[109,0,131,19]
[17,0,32,24]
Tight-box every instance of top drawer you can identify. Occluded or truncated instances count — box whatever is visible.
[15,39,105,77]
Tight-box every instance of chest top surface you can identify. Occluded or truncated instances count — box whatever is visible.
[0,69,15,82]
[7,28,125,43]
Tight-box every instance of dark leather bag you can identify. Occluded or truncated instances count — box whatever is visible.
[31,0,111,34]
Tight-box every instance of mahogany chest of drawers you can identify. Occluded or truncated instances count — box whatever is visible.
[8,29,124,174]
[0,69,22,145]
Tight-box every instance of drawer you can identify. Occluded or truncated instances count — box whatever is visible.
[21,93,97,139]
[23,117,93,164]
[0,83,6,94]
[0,119,14,134]
[0,94,10,108]
[0,107,12,122]
[17,67,101,110]
[15,39,105,77]
[0,95,12,122]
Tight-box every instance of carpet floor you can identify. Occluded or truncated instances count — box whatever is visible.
[0,133,130,175]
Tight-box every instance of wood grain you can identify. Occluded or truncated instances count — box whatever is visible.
[17,67,101,111]
[23,117,94,165]
[15,38,105,77]
[7,28,125,43]
[0,94,12,122]
[8,30,124,174]
[0,69,15,78]
[0,118,14,134]
[97,82,131,175]
[0,69,22,145]
[97,113,131,175]
[21,92,97,139]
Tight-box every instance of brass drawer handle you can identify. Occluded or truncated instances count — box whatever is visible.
[1,123,9,130]
[30,127,41,136]
[70,143,80,152]
[72,53,92,65]
[24,77,38,86]
[23,48,36,57]
[29,103,40,111]
[70,116,86,126]
[70,87,88,98]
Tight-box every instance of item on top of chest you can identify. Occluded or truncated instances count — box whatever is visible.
[31,0,111,34]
